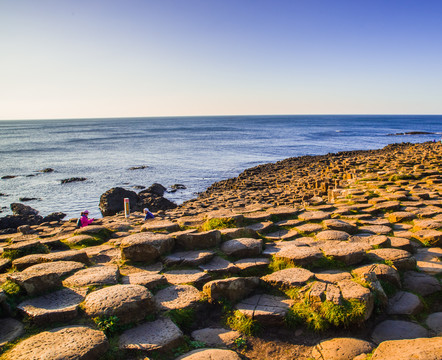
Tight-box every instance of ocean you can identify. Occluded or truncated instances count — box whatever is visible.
[1,115,441,219]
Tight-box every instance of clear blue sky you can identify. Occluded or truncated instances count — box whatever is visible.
[1,0,441,120]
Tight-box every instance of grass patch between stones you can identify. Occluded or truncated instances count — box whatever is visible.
[200,217,236,231]
[226,310,261,336]
[286,298,366,331]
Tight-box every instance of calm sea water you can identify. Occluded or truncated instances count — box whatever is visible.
[1,115,441,219]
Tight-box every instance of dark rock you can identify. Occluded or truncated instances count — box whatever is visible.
[140,183,167,197]
[0,193,8,197]
[132,185,145,190]
[128,165,149,170]
[11,203,39,216]
[60,177,87,184]
[388,131,435,136]
[99,187,140,216]
[0,215,43,231]
[139,193,177,212]
[19,197,41,202]
[42,212,66,222]
[1,175,16,179]
[38,168,54,173]
[171,184,187,190]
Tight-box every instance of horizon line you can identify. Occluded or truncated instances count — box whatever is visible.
[1,113,441,121]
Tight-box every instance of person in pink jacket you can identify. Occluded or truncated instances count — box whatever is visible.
[80,210,94,227]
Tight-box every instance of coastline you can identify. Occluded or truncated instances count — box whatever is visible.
[0,140,441,359]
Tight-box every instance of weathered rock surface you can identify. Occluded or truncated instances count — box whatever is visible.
[17,288,87,325]
[312,337,375,360]
[371,337,442,360]
[120,232,174,262]
[176,348,242,360]
[62,265,119,287]
[220,238,263,258]
[0,318,24,346]
[203,277,259,302]
[83,284,155,324]
[155,284,201,310]
[8,261,84,295]
[261,267,314,288]
[3,326,109,360]
[119,317,183,352]
[371,320,428,344]
[191,328,241,347]
[236,294,293,325]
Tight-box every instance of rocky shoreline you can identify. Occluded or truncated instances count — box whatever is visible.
[0,141,441,360]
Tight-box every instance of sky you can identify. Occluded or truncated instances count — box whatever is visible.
[1,0,442,120]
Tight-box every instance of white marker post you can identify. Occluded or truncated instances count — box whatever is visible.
[124,198,130,218]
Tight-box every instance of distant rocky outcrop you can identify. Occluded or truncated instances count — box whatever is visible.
[99,187,140,217]
[99,184,177,217]
[60,177,87,184]
[387,131,435,136]
[0,204,65,234]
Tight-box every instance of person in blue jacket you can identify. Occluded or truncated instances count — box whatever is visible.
[144,208,154,220]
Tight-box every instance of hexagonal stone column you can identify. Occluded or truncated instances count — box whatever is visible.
[83,284,155,324]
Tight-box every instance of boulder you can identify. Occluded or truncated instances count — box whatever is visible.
[2,325,108,360]
[387,291,424,315]
[99,187,139,216]
[163,269,211,288]
[140,183,167,197]
[83,284,155,324]
[62,265,119,287]
[122,272,167,290]
[316,230,350,241]
[175,230,221,250]
[8,261,85,295]
[371,337,442,360]
[312,337,375,360]
[164,250,215,266]
[262,267,314,289]
[42,212,66,222]
[120,232,174,263]
[371,320,428,344]
[0,214,43,231]
[415,247,442,275]
[203,277,259,302]
[220,238,263,258]
[426,313,442,335]
[322,219,358,234]
[10,203,39,216]
[154,284,201,310]
[403,271,442,296]
[337,279,374,320]
[119,317,183,352]
[274,245,324,266]
[0,318,24,347]
[367,248,416,270]
[319,242,365,265]
[17,288,87,325]
[191,328,241,347]
[139,193,177,212]
[235,294,293,326]
[176,349,241,360]
[352,263,401,288]
[199,256,238,274]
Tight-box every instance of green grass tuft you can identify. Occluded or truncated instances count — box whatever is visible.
[93,315,121,337]
[286,298,366,331]
[1,243,49,260]
[268,256,298,272]
[200,217,236,231]
[165,308,195,332]
[226,310,260,336]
